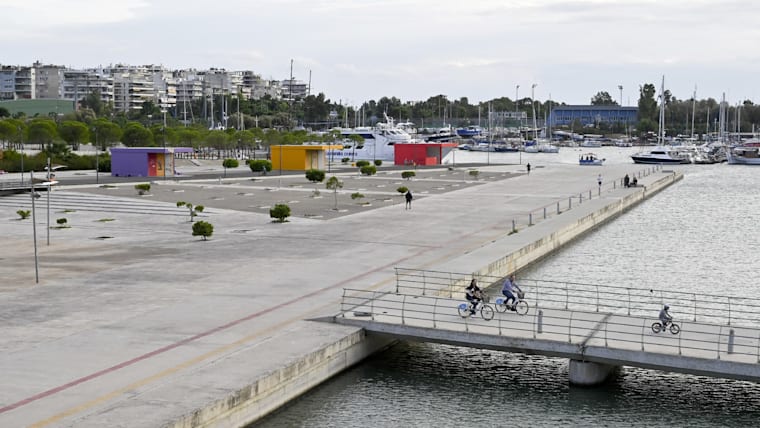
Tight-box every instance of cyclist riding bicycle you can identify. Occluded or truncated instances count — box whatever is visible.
[465,278,482,316]
[659,304,673,328]
[501,274,523,311]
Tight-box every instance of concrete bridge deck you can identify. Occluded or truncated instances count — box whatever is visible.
[1,162,681,427]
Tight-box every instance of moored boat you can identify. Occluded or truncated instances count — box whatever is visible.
[579,153,605,166]
[726,146,760,165]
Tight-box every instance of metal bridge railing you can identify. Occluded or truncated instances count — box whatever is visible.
[340,288,760,364]
[394,268,760,328]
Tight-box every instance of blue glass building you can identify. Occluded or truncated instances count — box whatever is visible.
[550,105,638,127]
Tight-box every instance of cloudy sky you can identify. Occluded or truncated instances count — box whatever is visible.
[2,0,758,107]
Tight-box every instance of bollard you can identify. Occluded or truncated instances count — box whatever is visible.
[543,207,547,219]
[537,309,543,334]
[512,219,516,233]
[579,193,583,203]
[529,213,533,226]
[557,202,560,214]
[569,197,572,209]
[590,189,593,199]
[728,329,735,354]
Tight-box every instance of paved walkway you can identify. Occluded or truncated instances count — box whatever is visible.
[0,161,673,426]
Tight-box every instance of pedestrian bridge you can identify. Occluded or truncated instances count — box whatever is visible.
[332,269,760,385]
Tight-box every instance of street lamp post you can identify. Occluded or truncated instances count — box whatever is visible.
[18,126,24,185]
[30,171,39,284]
[515,85,520,113]
[94,126,99,184]
[162,111,167,180]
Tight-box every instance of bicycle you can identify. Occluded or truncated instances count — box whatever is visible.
[457,295,495,321]
[495,290,529,315]
[651,320,680,334]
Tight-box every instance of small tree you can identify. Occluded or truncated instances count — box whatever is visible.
[17,210,31,220]
[468,169,480,179]
[222,158,239,177]
[396,186,409,194]
[249,159,272,175]
[401,171,416,180]
[177,201,204,222]
[270,203,291,222]
[351,192,365,204]
[192,220,214,240]
[326,176,343,210]
[305,168,326,196]
[374,159,382,166]
[135,183,151,195]
[360,165,377,176]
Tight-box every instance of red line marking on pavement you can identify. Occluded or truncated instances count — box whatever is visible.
[0,250,425,415]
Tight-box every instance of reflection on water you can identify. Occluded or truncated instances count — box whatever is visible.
[254,158,760,428]
[253,342,760,428]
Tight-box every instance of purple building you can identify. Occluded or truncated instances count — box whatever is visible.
[111,147,193,177]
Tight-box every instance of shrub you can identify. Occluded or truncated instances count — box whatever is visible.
[401,171,416,180]
[396,186,408,194]
[468,169,480,179]
[270,203,291,223]
[374,159,382,166]
[134,183,151,195]
[17,210,31,220]
[351,192,364,200]
[341,157,350,164]
[305,169,326,183]
[222,158,239,169]
[56,218,68,227]
[355,160,370,168]
[249,159,272,174]
[360,165,377,176]
[192,220,214,240]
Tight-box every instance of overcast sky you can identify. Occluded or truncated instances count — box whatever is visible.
[2,0,759,107]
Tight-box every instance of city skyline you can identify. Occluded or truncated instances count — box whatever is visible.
[2,0,759,106]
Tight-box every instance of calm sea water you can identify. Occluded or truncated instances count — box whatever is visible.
[254,149,760,428]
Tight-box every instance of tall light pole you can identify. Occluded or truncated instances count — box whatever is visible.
[515,85,519,113]
[162,110,167,180]
[18,126,24,185]
[93,126,99,184]
[30,171,39,284]
[531,83,538,140]
[618,85,624,136]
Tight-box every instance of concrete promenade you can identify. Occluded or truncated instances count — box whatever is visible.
[0,161,679,427]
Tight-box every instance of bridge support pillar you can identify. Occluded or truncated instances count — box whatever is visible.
[568,360,619,386]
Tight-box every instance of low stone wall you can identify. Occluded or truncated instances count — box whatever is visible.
[169,328,393,428]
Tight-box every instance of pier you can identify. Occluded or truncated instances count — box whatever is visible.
[0,163,683,427]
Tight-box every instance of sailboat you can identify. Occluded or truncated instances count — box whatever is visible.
[631,76,691,164]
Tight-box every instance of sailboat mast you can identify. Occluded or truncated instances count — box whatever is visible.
[691,85,696,139]
[658,76,665,145]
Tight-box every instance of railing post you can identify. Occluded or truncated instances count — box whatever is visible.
[604,318,608,347]
[512,219,516,233]
[449,272,454,298]
[565,282,569,310]
[613,181,616,189]
[693,293,697,322]
[595,285,600,312]
[543,207,546,219]
[727,297,732,326]
[432,297,438,328]
[728,329,735,354]
[529,213,533,226]
[579,192,583,203]
[568,197,572,210]
[422,271,427,296]
[371,291,376,321]
[678,321,682,355]
[537,309,543,335]
[717,326,722,360]
[568,311,574,343]
[401,294,407,325]
[341,289,347,316]
[590,189,593,199]
[556,201,560,214]
[395,268,399,293]
[641,319,646,351]
[627,288,631,316]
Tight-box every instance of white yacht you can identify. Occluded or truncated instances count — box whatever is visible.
[726,145,760,165]
[630,146,691,164]
[326,114,413,162]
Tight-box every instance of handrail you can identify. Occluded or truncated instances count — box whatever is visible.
[393,268,760,328]
[337,288,760,365]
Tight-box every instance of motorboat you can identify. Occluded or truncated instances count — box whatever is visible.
[456,126,483,137]
[630,146,691,164]
[726,146,760,165]
[327,114,413,162]
[579,153,604,166]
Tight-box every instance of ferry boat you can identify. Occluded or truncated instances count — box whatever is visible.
[326,114,413,162]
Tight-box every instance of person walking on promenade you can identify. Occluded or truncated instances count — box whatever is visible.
[624,174,630,188]
[526,163,531,174]
[405,190,413,210]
